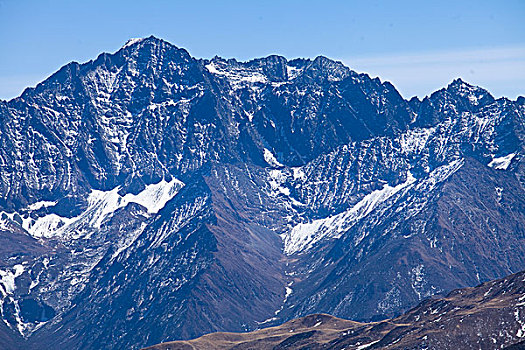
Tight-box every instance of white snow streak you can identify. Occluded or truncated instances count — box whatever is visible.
[282,172,416,255]
[356,340,380,349]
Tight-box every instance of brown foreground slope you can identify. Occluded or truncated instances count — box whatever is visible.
[145,270,525,349]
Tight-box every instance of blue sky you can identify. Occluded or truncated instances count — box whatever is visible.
[0,0,523,100]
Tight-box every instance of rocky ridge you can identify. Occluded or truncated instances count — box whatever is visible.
[0,36,523,349]
[145,269,525,350]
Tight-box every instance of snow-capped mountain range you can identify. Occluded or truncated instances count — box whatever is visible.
[0,36,524,349]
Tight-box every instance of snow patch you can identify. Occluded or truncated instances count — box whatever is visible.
[204,63,219,74]
[468,93,482,105]
[488,153,516,170]
[515,309,525,337]
[27,201,57,211]
[22,214,73,239]
[411,264,427,300]
[286,65,303,80]
[0,265,24,296]
[398,127,434,154]
[273,285,293,316]
[268,169,291,197]
[292,167,306,181]
[263,148,283,168]
[205,62,268,90]
[122,179,184,215]
[285,286,293,299]
[22,178,184,239]
[244,110,254,122]
[259,283,293,324]
[123,38,146,49]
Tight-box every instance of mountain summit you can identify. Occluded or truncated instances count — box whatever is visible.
[0,37,524,349]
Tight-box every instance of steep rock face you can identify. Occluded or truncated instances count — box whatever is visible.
[279,158,525,323]
[0,36,523,349]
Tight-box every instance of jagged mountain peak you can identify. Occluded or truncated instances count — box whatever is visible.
[413,77,499,127]
[122,37,151,49]
[14,36,196,104]
[312,55,344,66]
[437,77,495,110]
[0,38,524,350]
[296,55,351,82]
[116,35,194,65]
[447,77,493,98]
[120,35,171,50]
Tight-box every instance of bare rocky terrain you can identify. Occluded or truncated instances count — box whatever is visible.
[0,36,523,349]
[146,270,525,349]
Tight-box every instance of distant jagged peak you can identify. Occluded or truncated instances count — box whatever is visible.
[444,77,494,106]
[206,55,243,69]
[113,36,197,74]
[117,38,353,85]
[418,78,495,117]
[447,77,481,93]
[300,55,351,82]
[207,54,352,84]
[121,35,167,49]
[207,54,288,67]
[413,78,499,127]
[312,55,343,66]
[118,35,192,61]
[16,36,198,102]
[249,54,288,65]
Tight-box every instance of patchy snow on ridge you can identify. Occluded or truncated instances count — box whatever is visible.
[22,178,184,239]
[205,62,268,90]
[286,65,304,80]
[22,214,74,239]
[398,127,435,154]
[268,169,291,197]
[488,153,516,170]
[282,172,416,255]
